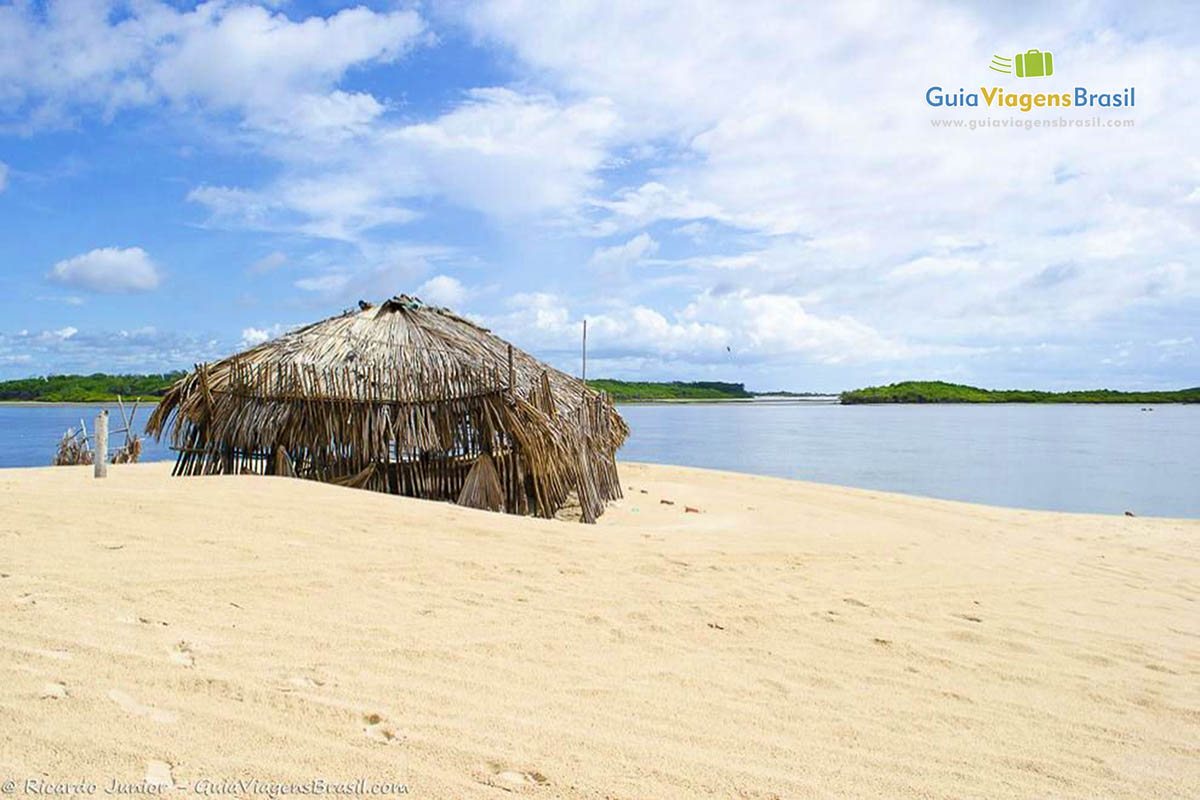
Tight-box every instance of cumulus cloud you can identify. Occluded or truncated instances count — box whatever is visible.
[240,328,270,347]
[150,4,423,139]
[0,1,425,138]
[48,247,161,293]
[5,1,1199,385]
[237,323,299,350]
[454,0,1200,370]
[0,326,227,380]
[489,289,918,367]
[416,275,467,307]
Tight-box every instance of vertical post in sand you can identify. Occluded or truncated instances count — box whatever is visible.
[94,410,108,479]
[581,319,588,382]
[507,344,515,400]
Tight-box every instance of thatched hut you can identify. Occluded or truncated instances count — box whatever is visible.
[146,295,628,522]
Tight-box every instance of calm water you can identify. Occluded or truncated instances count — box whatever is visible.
[0,404,174,469]
[2,401,1197,518]
[617,401,1200,518]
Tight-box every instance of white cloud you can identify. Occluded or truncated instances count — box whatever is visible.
[48,247,161,293]
[491,289,918,366]
[0,161,7,192]
[590,182,729,237]
[417,275,467,307]
[188,180,420,243]
[189,86,623,246]
[389,88,619,220]
[152,2,404,138]
[240,328,270,347]
[294,274,350,294]
[0,326,227,380]
[0,1,425,139]
[455,1,1200,359]
[236,322,300,350]
[887,256,983,283]
[4,2,1199,386]
[588,233,659,271]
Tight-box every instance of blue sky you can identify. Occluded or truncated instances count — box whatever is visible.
[0,0,1197,391]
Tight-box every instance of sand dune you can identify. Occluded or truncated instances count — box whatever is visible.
[1,462,1197,798]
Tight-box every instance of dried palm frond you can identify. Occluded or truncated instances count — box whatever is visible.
[112,436,142,464]
[53,428,94,466]
[457,452,504,512]
[147,294,628,522]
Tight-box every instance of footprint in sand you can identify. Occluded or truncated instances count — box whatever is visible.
[169,641,195,667]
[39,681,68,699]
[287,676,326,690]
[483,763,549,788]
[108,689,176,724]
[31,648,71,661]
[361,713,398,744]
[145,761,174,789]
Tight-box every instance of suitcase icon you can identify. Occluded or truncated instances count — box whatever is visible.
[1015,49,1053,78]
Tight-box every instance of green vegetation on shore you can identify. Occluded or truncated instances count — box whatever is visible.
[4,374,761,403]
[840,381,1200,404]
[14,374,1192,406]
[586,379,752,400]
[0,373,183,402]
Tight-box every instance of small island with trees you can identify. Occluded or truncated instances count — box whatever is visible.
[0,373,185,402]
[839,380,1200,404]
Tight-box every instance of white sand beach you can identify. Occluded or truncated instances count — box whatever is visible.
[1,462,1196,798]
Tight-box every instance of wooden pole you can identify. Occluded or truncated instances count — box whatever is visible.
[94,410,108,479]
[581,319,587,382]
[116,395,132,448]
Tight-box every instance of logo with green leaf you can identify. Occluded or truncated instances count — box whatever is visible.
[990,49,1054,78]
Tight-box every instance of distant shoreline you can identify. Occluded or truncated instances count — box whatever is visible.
[0,400,161,407]
[615,396,839,405]
[4,395,1197,407]
[842,380,1200,405]
[4,374,1197,406]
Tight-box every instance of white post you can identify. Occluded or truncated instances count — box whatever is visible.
[94,410,108,479]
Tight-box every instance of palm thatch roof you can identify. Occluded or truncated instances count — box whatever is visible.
[146,295,628,522]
